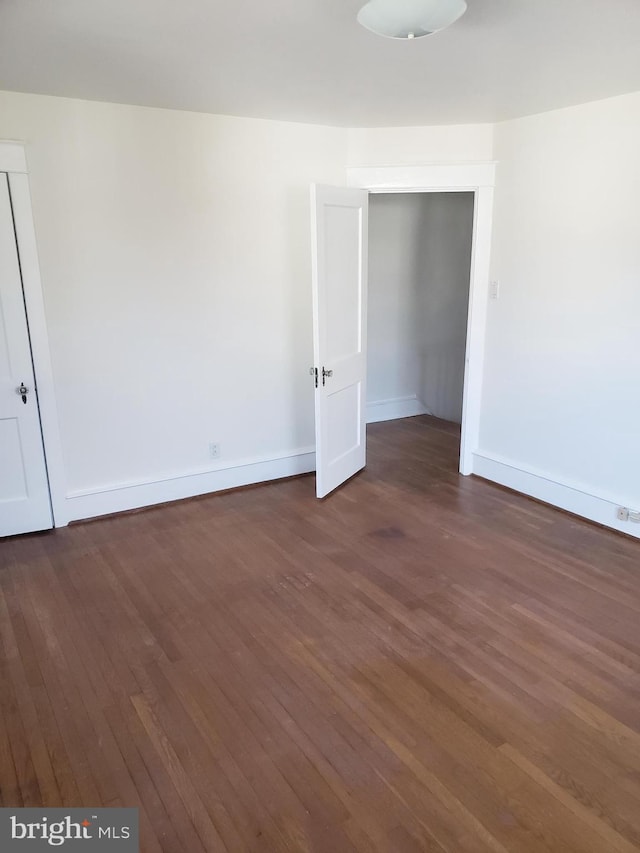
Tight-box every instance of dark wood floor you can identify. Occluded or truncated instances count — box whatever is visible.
[1,415,640,852]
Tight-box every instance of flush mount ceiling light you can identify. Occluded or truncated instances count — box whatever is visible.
[357,0,467,39]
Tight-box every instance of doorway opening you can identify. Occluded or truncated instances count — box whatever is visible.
[366,190,475,471]
[310,162,494,498]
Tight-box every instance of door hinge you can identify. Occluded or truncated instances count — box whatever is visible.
[309,366,318,388]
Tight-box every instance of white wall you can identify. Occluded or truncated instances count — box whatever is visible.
[477,92,640,536]
[347,123,494,166]
[4,85,638,537]
[367,193,474,424]
[0,91,347,519]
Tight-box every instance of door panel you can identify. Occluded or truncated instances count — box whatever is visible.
[324,205,363,362]
[311,185,368,498]
[0,419,28,500]
[0,172,52,536]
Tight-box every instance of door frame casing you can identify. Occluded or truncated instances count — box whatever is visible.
[0,141,67,527]
[346,163,496,476]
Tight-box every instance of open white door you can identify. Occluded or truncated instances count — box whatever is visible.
[0,173,52,537]
[311,184,368,498]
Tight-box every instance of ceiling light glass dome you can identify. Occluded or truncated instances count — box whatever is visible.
[357,0,467,39]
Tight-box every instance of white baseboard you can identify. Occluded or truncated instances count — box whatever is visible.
[366,395,430,424]
[65,447,316,523]
[472,450,640,539]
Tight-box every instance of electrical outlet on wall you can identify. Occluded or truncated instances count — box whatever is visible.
[616,506,640,523]
[209,442,221,460]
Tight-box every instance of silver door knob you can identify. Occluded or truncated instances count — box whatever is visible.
[17,383,28,404]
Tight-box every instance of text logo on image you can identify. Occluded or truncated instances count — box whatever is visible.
[0,808,139,851]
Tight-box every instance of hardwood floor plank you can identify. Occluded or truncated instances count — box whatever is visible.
[131,691,229,852]
[1,415,640,852]
[0,574,44,806]
[499,745,639,853]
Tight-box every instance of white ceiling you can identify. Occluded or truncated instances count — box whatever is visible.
[1,0,640,127]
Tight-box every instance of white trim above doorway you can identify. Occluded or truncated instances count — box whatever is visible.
[347,162,496,476]
[347,162,497,193]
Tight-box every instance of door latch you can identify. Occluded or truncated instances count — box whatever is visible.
[309,367,318,388]
[17,383,28,404]
[322,367,333,386]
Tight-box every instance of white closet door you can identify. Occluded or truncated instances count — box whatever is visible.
[0,173,52,536]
